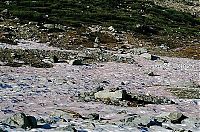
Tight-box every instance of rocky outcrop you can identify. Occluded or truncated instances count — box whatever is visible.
[3,113,37,129]
[79,89,175,106]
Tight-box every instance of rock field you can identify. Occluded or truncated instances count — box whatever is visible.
[0,40,199,132]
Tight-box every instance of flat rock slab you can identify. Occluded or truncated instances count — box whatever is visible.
[94,90,127,100]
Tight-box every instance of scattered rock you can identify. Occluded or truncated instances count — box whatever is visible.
[121,115,150,127]
[42,24,65,32]
[94,89,127,101]
[68,59,84,65]
[0,83,12,89]
[56,124,77,131]
[147,71,160,76]
[87,113,99,120]
[149,126,172,132]
[167,112,187,124]
[129,48,147,55]
[140,53,160,60]
[130,93,174,105]
[3,113,37,129]
[41,123,51,129]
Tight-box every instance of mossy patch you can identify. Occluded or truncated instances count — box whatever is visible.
[167,88,200,99]
[0,48,53,68]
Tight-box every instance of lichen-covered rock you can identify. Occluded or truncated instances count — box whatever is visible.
[4,113,29,129]
[167,112,187,124]
[3,113,37,129]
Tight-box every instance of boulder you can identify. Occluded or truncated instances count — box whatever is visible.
[94,89,127,100]
[167,112,187,124]
[4,113,37,129]
[27,116,37,128]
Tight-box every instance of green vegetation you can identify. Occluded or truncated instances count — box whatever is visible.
[0,48,53,68]
[168,88,200,99]
[0,0,199,34]
[0,0,199,57]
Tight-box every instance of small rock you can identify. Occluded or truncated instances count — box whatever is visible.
[41,123,51,129]
[181,117,200,128]
[56,124,77,131]
[108,26,115,32]
[140,53,160,60]
[0,83,12,89]
[1,9,8,14]
[68,59,83,65]
[121,81,130,85]
[148,72,159,76]
[149,126,172,132]
[130,48,147,55]
[87,113,99,120]
[121,44,132,49]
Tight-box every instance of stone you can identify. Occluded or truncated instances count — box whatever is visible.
[140,53,160,60]
[43,24,54,29]
[149,126,172,132]
[167,112,187,124]
[0,124,12,132]
[108,26,115,32]
[87,113,99,120]
[94,90,127,100]
[56,124,77,131]
[68,59,83,65]
[148,72,159,76]
[111,53,135,64]
[181,117,200,129]
[130,93,174,105]
[0,83,12,89]
[120,116,137,124]
[4,113,29,129]
[121,115,151,127]
[88,25,102,32]
[42,24,65,32]
[27,116,37,128]
[4,113,37,129]
[121,44,132,49]
[129,48,147,55]
[121,81,130,85]
[1,9,8,15]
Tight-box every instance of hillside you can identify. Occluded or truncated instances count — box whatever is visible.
[0,1,200,132]
[0,0,200,59]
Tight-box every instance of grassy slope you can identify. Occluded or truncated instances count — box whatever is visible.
[0,0,200,58]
